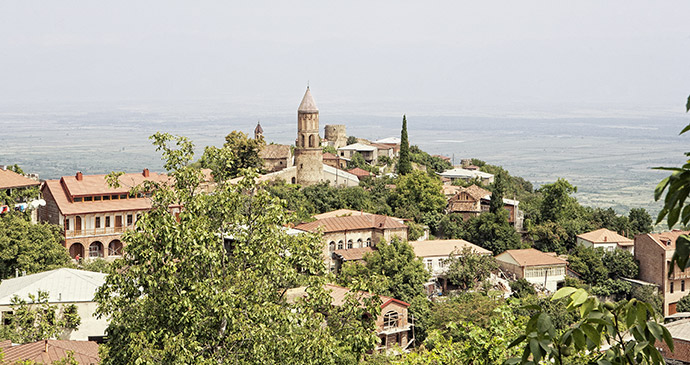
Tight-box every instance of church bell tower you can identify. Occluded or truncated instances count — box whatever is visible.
[294,87,323,185]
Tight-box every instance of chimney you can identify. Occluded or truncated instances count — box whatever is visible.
[142,168,150,178]
[75,171,83,181]
[604,236,607,242]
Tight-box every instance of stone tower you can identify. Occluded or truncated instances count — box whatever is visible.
[324,124,347,148]
[295,87,323,185]
[254,121,264,140]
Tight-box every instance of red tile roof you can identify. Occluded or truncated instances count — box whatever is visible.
[295,214,407,233]
[0,169,40,190]
[497,248,567,267]
[59,170,169,197]
[411,239,491,257]
[2,340,99,364]
[577,228,633,246]
[647,230,690,250]
[334,247,374,261]
[347,167,371,178]
[286,284,409,308]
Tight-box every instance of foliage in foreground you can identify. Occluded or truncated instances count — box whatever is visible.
[95,133,379,364]
[0,291,80,343]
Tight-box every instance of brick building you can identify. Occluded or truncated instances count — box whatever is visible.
[635,230,690,316]
[38,169,170,259]
[656,318,690,363]
[294,210,408,271]
[259,144,293,172]
[286,284,413,352]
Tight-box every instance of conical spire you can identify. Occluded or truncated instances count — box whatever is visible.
[298,87,319,113]
[254,121,263,134]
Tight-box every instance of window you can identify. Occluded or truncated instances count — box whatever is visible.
[120,194,127,200]
[102,195,110,201]
[95,217,101,229]
[439,259,445,268]
[347,240,353,249]
[84,196,93,202]
[94,196,102,201]
[329,241,336,252]
[111,195,119,200]
[73,197,82,202]
[683,280,686,292]
[366,238,371,247]
[426,259,433,271]
[127,214,133,226]
[64,218,70,231]
[671,282,674,294]
[337,241,343,250]
[357,239,363,248]
[383,311,399,329]
[105,217,111,228]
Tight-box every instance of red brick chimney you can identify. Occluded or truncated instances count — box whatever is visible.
[75,171,83,181]
[142,168,150,178]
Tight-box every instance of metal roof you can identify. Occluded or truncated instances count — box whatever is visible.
[0,268,106,305]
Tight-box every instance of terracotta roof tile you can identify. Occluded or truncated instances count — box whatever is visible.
[60,170,168,197]
[334,247,374,261]
[497,248,567,267]
[347,167,371,178]
[0,169,40,190]
[260,144,291,160]
[286,284,409,308]
[411,239,491,257]
[313,209,374,220]
[295,214,407,233]
[577,228,633,246]
[2,340,99,364]
[43,177,156,216]
[647,230,690,250]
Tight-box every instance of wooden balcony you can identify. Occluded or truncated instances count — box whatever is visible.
[65,226,129,238]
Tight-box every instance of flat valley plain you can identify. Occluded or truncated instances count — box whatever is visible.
[1,102,687,216]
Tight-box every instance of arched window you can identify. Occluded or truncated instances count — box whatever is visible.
[109,240,123,256]
[337,241,344,250]
[69,243,84,259]
[329,241,336,252]
[357,239,363,248]
[89,241,103,258]
[383,311,399,329]
[300,135,305,148]
[366,238,371,247]
[347,240,353,249]
[309,134,315,147]
[291,177,296,184]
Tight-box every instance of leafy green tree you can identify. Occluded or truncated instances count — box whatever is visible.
[322,145,337,154]
[567,246,609,286]
[490,172,507,214]
[529,221,569,254]
[463,211,523,254]
[347,152,368,170]
[628,207,653,236]
[346,136,358,145]
[0,213,71,279]
[389,170,445,221]
[200,130,265,181]
[437,213,467,239]
[602,249,639,279]
[408,145,452,174]
[510,278,536,299]
[676,293,690,312]
[0,291,80,343]
[538,178,580,223]
[397,115,412,175]
[508,287,674,365]
[338,238,431,341]
[444,247,498,290]
[95,133,379,364]
[631,285,663,315]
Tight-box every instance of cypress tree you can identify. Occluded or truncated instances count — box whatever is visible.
[490,172,507,214]
[398,115,412,175]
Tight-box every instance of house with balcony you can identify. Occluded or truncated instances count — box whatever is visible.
[411,239,492,278]
[294,210,408,272]
[286,284,413,352]
[38,169,170,260]
[495,248,567,292]
[635,230,690,317]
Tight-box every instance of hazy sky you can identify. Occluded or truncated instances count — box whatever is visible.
[1,1,689,114]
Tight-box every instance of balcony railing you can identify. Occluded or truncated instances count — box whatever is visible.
[65,226,131,238]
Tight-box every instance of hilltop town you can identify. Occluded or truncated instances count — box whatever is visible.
[0,88,688,364]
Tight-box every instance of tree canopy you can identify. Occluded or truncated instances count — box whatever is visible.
[0,213,71,279]
[95,133,379,364]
